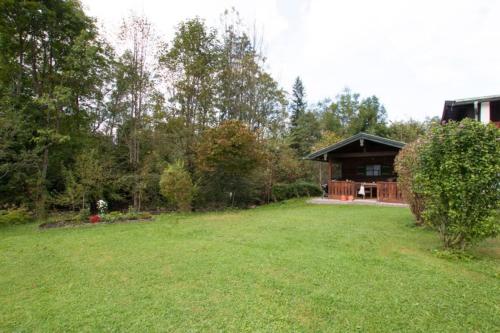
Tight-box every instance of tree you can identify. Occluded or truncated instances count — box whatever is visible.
[217,9,255,123]
[289,78,320,155]
[348,96,388,135]
[336,88,360,134]
[0,110,40,207]
[117,14,158,210]
[314,99,342,133]
[260,140,303,202]
[290,111,321,156]
[72,149,110,210]
[415,120,500,249]
[159,161,195,212]
[251,71,287,138]
[54,148,113,212]
[158,18,219,171]
[311,90,390,138]
[0,0,112,216]
[0,4,308,212]
[387,118,438,143]
[55,167,82,211]
[311,131,342,152]
[290,77,306,128]
[160,18,219,132]
[196,120,264,207]
[216,9,287,137]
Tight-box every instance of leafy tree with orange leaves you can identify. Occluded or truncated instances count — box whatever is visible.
[196,120,264,207]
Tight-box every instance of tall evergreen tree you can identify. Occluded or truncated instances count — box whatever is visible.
[290,77,306,128]
[290,112,321,156]
[289,77,318,155]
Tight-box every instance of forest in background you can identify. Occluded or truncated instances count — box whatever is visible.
[0,0,438,215]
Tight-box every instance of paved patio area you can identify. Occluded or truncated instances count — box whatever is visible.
[308,197,408,207]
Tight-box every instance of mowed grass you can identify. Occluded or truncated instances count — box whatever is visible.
[1,200,499,332]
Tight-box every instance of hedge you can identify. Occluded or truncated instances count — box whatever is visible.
[272,182,322,201]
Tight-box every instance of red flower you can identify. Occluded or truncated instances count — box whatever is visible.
[89,215,100,223]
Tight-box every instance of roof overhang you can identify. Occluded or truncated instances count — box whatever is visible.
[441,94,500,121]
[306,132,405,160]
[452,94,500,106]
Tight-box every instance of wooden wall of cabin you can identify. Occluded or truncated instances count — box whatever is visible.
[330,155,397,182]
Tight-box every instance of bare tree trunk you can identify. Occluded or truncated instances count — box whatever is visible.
[120,14,153,211]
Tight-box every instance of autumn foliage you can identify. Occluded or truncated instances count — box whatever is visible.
[196,121,264,207]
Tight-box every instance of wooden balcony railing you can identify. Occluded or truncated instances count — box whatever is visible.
[328,180,356,200]
[327,180,405,203]
[377,181,404,203]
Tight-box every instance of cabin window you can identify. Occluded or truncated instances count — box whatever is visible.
[366,164,381,176]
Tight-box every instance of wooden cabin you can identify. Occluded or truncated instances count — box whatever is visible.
[307,132,405,203]
[441,95,500,128]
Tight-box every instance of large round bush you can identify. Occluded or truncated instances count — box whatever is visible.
[159,161,195,212]
[415,119,499,249]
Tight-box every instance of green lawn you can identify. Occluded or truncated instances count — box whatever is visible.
[1,200,499,332]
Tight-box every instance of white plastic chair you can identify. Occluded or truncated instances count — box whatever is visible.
[358,184,365,199]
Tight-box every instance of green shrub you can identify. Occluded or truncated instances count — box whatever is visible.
[272,182,322,201]
[99,211,152,223]
[108,211,124,219]
[77,208,91,222]
[271,184,291,201]
[160,161,195,212]
[100,211,124,223]
[125,211,140,220]
[394,139,425,225]
[0,207,33,226]
[415,119,500,249]
[294,182,323,197]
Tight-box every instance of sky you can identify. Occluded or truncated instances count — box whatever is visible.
[82,0,500,121]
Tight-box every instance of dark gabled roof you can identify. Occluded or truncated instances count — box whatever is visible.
[306,132,405,160]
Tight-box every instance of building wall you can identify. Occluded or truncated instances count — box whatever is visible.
[480,102,490,124]
[331,155,397,182]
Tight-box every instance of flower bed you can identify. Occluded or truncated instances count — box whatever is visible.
[39,211,154,229]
